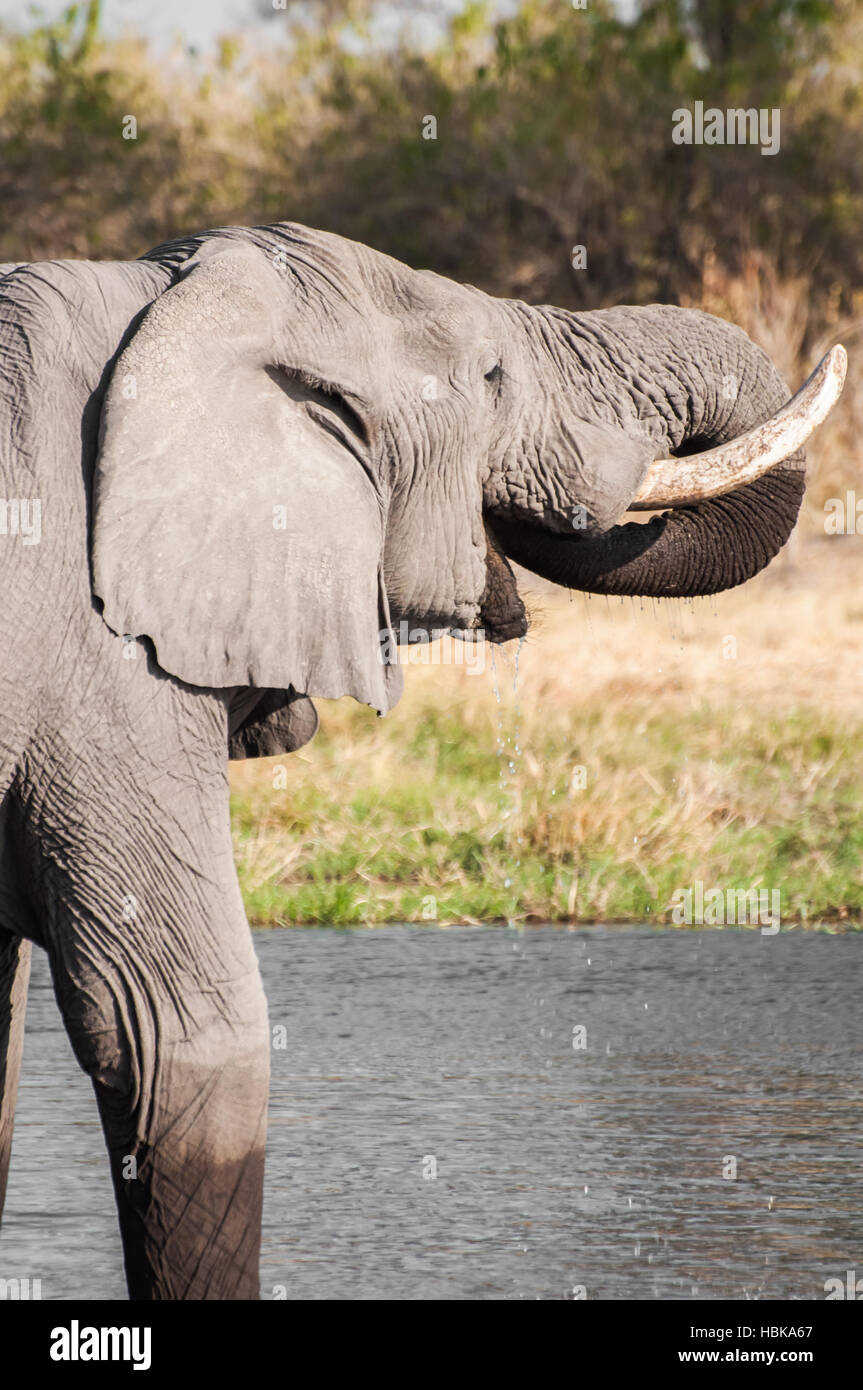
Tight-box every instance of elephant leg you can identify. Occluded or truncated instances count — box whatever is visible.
[88,968,270,1302]
[21,692,270,1300]
[43,843,270,1300]
[0,931,30,1224]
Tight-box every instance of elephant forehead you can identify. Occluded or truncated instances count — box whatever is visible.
[398,273,491,342]
[396,309,493,366]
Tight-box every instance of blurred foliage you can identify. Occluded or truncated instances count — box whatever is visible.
[0,0,860,337]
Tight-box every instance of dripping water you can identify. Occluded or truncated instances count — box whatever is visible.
[491,635,526,925]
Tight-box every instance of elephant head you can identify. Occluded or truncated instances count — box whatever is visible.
[92,222,845,742]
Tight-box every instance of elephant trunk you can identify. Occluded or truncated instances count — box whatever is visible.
[490,466,805,597]
[491,303,826,597]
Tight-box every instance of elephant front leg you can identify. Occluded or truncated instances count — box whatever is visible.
[49,913,271,1300]
[0,931,31,1224]
[94,1003,269,1300]
[25,711,272,1299]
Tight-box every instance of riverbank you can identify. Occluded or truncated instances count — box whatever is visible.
[230,538,863,928]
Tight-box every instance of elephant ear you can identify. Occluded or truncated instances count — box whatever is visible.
[92,241,401,727]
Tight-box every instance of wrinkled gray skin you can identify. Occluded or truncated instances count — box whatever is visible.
[0,224,804,1299]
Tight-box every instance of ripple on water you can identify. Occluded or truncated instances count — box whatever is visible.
[3,926,861,1300]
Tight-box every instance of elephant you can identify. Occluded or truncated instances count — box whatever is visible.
[0,223,845,1300]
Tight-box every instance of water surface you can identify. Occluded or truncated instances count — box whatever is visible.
[3,926,861,1299]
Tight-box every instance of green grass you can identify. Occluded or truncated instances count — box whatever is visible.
[230,664,863,929]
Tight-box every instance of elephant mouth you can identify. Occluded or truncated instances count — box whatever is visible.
[480,611,530,643]
[479,519,529,643]
[391,521,530,646]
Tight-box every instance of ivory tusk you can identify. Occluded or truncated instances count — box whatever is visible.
[629,344,847,511]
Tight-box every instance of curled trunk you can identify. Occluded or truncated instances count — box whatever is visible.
[491,464,804,598]
[491,303,809,597]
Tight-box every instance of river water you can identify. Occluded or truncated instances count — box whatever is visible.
[2,926,860,1300]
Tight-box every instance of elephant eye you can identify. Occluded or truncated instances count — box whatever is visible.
[484,363,503,386]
